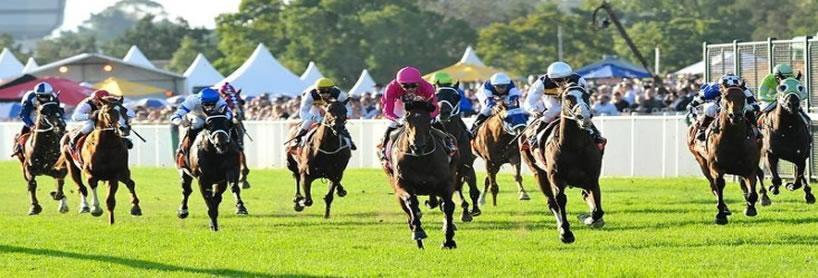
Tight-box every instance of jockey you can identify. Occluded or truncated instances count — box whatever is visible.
[470,72,522,135]
[379,66,454,159]
[291,77,356,150]
[429,71,471,137]
[14,82,60,155]
[687,73,761,141]
[758,64,809,124]
[523,61,604,149]
[69,89,135,149]
[170,88,234,154]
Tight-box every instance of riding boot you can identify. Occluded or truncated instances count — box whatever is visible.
[122,138,133,149]
[379,126,398,161]
[458,118,473,139]
[589,124,607,151]
[697,116,714,141]
[69,131,84,150]
[470,114,490,135]
[433,121,456,155]
[341,127,357,151]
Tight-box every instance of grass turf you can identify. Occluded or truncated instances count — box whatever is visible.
[0,161,817,277]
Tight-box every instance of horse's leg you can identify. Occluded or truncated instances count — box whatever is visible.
[465,167,481,216]
[231,177,248,215]
[794,160,815,204]
[301,174,314,208]
[105,180,119,225]
[548,175,574,244]
[25,171,42,215]
[210,182,228,231]
[121,176,141,216]
[456,174,472,222]
[488,164,500,207]
[405,194,426,249]
[767,153,782,195]
[197,180,217,231]
[713,175,729,225]
[513,161,530,201]
[441,189,457,249]
[478,163,490,206]
[177,172,193,219]
[758,165,771,206]
[739,177,759,217]
[68,162,89,213]
[578,181,605,228]
[324,179,338,219]
[787,160,806,191]
[87,177,103,217]
[53,176,69,214]
[239,151,251,189]
[292,171,304,212]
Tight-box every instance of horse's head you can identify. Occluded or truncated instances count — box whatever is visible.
[501,106,529,135]
[35,97,66,134]
[97,96,124,132]
[560,84,592,129]
[222,89,245,121]
[435,88,460,123]
[720,87,745,124]
[204,107,233,154]
[776,78,806,115]
[322,99,349,136]
[403,100,435,153]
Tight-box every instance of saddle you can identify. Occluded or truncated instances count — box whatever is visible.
[287,123,320,156]
[382,127,456,173]
[11,132,32,159]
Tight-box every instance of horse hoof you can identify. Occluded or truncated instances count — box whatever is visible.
[49,191,65,201]
[425,200,438,209]
[209,221,219,232]
[242,181,251,189]
[130,206,142,216]
[412,229,428,241]
[722,208,732,216]
[715,214,728,225]
[806,194,816,204]
[744,206,757,217]
[761,195,772,206]
[303,199,313,207]
[470,207,482,217]
[416,240,425,249]
[294,203,304,212]
[441,240,457,249]
[770,186,780,195]
[337,188,347,197]
[58,205,69,214]
[79,206,90,214]
[560,230,575,244]
[579,214,605,228]
[519,192,530,201]
[28,204,42,215]
[91,207,103,217]
[235,205,249,215]
[177,209,189,219]
[786,182,802,191]
[477,193,486,206]
[461,211,473,222]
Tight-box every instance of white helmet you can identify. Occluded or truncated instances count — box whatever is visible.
[490,72,511,85]
[719,73,742,88]
[547,62,573,79]
[34,82,54,96]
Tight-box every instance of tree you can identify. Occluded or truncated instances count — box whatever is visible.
[75,0,168,43]
[214,0,288,74]
[167,35,224,73]
[102,15,198,60]
[33,32,97,64]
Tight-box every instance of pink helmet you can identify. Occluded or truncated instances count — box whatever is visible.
[396,67,422,84]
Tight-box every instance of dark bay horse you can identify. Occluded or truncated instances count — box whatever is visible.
[287,100,352,218]
[436,87,481,221]
[383,100,458,249]
[472,99,530,207]
[16,99,68,215]
[176,111,241,231]
[759,78,813,204]
[59,96,141,225]
[520,85,604,243]
[221,88,252,189]
[688,87,761,225]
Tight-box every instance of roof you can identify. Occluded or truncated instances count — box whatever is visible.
[299,61,324,85]
[217,43,307,97]
[0,48,24,81]
[348,69,377,96]
[93,77,167,97]
[22,57,39,73]
[459,46,486,67]
[30,52,185,79]
[575,56,652,79]
[123,45,155,69]
[183,53,224,88]
[0,75,92,106]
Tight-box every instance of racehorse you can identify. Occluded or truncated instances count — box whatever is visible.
[15,98,68,215]
[758,78,814,204]
[286,99,352,218]
[59,96,141,225]
[520,84,604,243]
[436,87,481,221]
[176,110,241,231]
[383,100,458,249]
[472,97,530,207]
[221,88,252,189]
[688,86,761,225]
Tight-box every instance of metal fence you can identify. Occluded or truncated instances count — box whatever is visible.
[704,37,815,179]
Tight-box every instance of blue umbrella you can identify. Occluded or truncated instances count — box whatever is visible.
[576,56,652,79]
[126,98,168,109]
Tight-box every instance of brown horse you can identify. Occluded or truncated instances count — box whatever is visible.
[383,100,458,249]
[221,88,252,189]
[520,85,604,243]
[59,96,141,225]
[688,87,761,225]
[435,87,481,221]
[16,99,68,215]
[758,81,813,204]
[286,99,352,218]
[472,100,530,207]
[176,111,241,231]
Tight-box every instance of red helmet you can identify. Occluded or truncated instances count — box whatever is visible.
[220,82,236,95]
[93,90,110,100]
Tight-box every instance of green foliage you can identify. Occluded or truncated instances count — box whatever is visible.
[0,33,25,57]
[102,15,200,60]
[166,35,224,74]
[33,32,97,64]
[75,0,167,42]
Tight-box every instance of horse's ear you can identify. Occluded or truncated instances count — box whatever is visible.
[342,98,350,105]
[236,89,242,95]
[796,71,803,81]
[453,81,460,89]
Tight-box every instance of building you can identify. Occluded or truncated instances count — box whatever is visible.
[0,0,66,49]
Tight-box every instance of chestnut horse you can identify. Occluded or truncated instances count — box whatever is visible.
[435,87,481,221]
[16,98,68,215]
[758,78,813,204]
[520,85,604,243]
[472,99,530,206]
[383,100,458,249]
[59,96,141,225]
[176,111,241,231]
[286,99,352,218]
[688,86,761,225]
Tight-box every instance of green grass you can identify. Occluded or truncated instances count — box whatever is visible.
[1,161,817,277]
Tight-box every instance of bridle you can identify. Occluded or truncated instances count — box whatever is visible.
[205,114,232,146]
[34,102,62,133]
[561,86,591,124]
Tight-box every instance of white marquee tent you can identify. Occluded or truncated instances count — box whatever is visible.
[347,69,377,96]
[22,57,39,73]
[183,53,224,94]
[299,61,324,86]
[0,48,24,81]
[123,45,155,69]
[217,43,307,97]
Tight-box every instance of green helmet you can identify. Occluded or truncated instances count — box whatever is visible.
[773,64,794,78]
[430,71,453,86]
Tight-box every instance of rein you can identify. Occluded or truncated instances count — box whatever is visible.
[34,102,60,133]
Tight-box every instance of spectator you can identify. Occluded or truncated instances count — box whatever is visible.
[593,94,619,116]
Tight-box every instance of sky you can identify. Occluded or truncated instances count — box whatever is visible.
[59,0,241,32]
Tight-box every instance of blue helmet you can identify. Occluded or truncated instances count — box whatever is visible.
[200,88,220,104]
[700,83,720,100]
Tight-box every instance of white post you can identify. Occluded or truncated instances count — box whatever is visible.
[655,47,661,75]
[557,26,564,61]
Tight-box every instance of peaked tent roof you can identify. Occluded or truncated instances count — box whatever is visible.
[184,53,224,89]
[459,46,485,67]
[674,61,704,75]
[93,77,167,97]
[22,57,39,73]
[123,45,155,69]
[0,75,93,106]
[348,69,377,96]
[0,48,24,81]
[575,56,652,79]
[299,61,324,85]
[217,43,307,97]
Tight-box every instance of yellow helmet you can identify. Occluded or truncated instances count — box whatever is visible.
[315,78,335,89]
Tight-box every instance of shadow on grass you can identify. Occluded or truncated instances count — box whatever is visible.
[0,245,334,278]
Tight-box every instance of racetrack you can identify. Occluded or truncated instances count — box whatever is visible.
[0,161,816,277]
